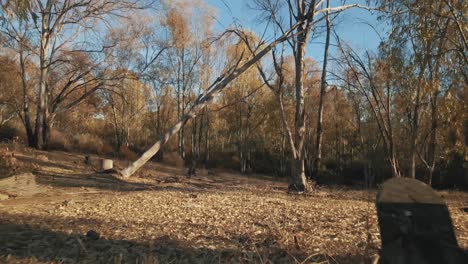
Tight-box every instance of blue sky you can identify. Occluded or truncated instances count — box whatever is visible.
[206,0,389,64]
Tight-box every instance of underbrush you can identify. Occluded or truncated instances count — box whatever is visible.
[0,123,25,143]
[48,129,71,151]
[0,146,18,178]
[117,145,138,161]
[163,151,184,167]
[72,133,109,155]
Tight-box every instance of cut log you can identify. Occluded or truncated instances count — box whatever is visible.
[376,177,467,264]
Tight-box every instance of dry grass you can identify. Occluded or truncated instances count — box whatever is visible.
[0,146,467,263]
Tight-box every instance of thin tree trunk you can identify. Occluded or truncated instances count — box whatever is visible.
[181,95,186,160]
[427,92,438,185]
[176,54,184,159]
[198,112,203,158]
[313,0,331,178]
[280,133,286,177]
[204,108,210,169]
[42,89,51,149]
[239,100,245,173]
[409,129,418,178]
[246,105,252,173]
[109,96,121,150]
[191,117,196,155]
[188,117,197,176]
[19,48,34,147]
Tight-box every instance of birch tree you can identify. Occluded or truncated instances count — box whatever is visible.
[0,0,144,149]
[334,43,401,178]
[250,0,374,191]
[375,0,465,181]
[313,0,331,177]
[120,1,374,190]
[119,18,306,178]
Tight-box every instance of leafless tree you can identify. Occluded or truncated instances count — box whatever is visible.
[334,41,401,178]
[1,0,146,149]
[249,0,374,191]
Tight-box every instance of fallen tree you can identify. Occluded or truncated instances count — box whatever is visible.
[118,23,303,178]
[119,2,375,179]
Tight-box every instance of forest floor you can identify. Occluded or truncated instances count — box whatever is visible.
[0,144,467,264]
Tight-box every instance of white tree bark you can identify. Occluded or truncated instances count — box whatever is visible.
[120,23,303,178]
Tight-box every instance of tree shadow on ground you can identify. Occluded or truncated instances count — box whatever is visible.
[15,154,86,172]
[9,150,275,196]
[0,213,371,264]
[14,153,183,192]
[11,147,290,194]
[12,148,373,201]
[33,170,161,192]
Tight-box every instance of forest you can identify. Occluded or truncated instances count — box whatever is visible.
[0,0,467,263]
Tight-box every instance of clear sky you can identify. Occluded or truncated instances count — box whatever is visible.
[206,0,389,65]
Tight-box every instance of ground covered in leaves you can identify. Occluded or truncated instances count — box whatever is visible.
[1,145,467,263]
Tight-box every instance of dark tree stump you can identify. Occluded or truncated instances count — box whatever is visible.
[376,177,467,264]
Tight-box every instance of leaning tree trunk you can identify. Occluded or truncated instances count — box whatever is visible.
[119,23,302,178]
[389,149,400,178]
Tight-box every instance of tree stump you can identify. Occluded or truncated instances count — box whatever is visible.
[376,177,467,264]
[100,159,113,171]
